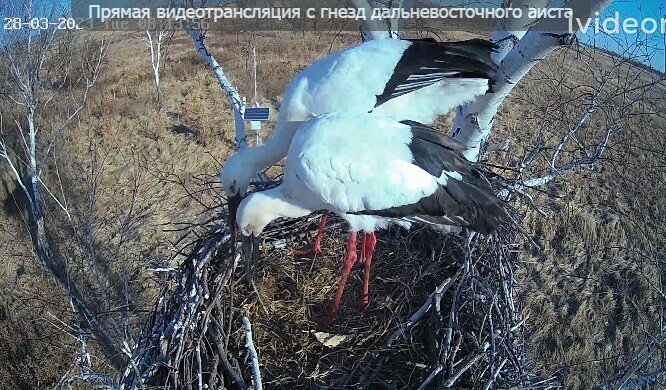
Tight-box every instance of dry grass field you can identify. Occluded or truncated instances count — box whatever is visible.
[0,28,664,389]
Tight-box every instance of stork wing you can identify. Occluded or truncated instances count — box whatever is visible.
[358,120,505,234]
[374,38,498,107]
[287,114,504,234]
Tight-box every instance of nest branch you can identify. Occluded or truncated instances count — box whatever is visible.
[120,184,556,388]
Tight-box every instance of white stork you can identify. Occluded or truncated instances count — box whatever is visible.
[222,37,498,253]
[236,112,506,324]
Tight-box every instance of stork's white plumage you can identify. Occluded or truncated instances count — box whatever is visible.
[237,112,505,324]
[222,38,498,246]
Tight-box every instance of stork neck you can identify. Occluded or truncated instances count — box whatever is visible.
[261,187,313,220]
[243,121,299,173]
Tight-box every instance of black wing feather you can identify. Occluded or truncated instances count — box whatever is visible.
[375,38,499,108]
[399,119,468,152]
[353,121,505,234]
[402,37,438,44]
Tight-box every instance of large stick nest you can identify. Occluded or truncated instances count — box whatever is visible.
[120,181,557,389]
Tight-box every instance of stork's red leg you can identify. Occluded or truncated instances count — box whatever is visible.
[351,232,376,309]
[356,231,367,267]
[360,232,377,306]
[291,211,330,255]
[351,230,367,270]
[313,210,330,249]
[312,231,357,326]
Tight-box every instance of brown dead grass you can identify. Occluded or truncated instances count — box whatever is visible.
[485,45,666,388]
[0,29,664,388]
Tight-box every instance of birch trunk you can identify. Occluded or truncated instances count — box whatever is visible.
[486,0,552,63]
[452,0,612,161]
[348,0,412,40]
[145,30,165,105]
[26,102,50,270]
[185,24,248,151]
[1,27,121,374]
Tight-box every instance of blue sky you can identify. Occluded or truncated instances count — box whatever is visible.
[580,1,666,71]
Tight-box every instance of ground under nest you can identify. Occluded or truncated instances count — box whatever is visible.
[120,208,556,389]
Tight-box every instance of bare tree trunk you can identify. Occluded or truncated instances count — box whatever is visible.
[25,103,49,268]
[348,0,412,40]
[145,30,167,106]
[451,0,613,161]
[185,24,249,151]
[0,0,121,377]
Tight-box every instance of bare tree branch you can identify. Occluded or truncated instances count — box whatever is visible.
[242,316,263,390]
[452,0,613,161]
[595,326,666,390]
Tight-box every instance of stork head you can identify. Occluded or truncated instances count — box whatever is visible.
[236,192,275,267]
[221,152,255,255]
[236,192,274,238]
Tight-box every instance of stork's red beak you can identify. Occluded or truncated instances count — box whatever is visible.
[227,193,243,258]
